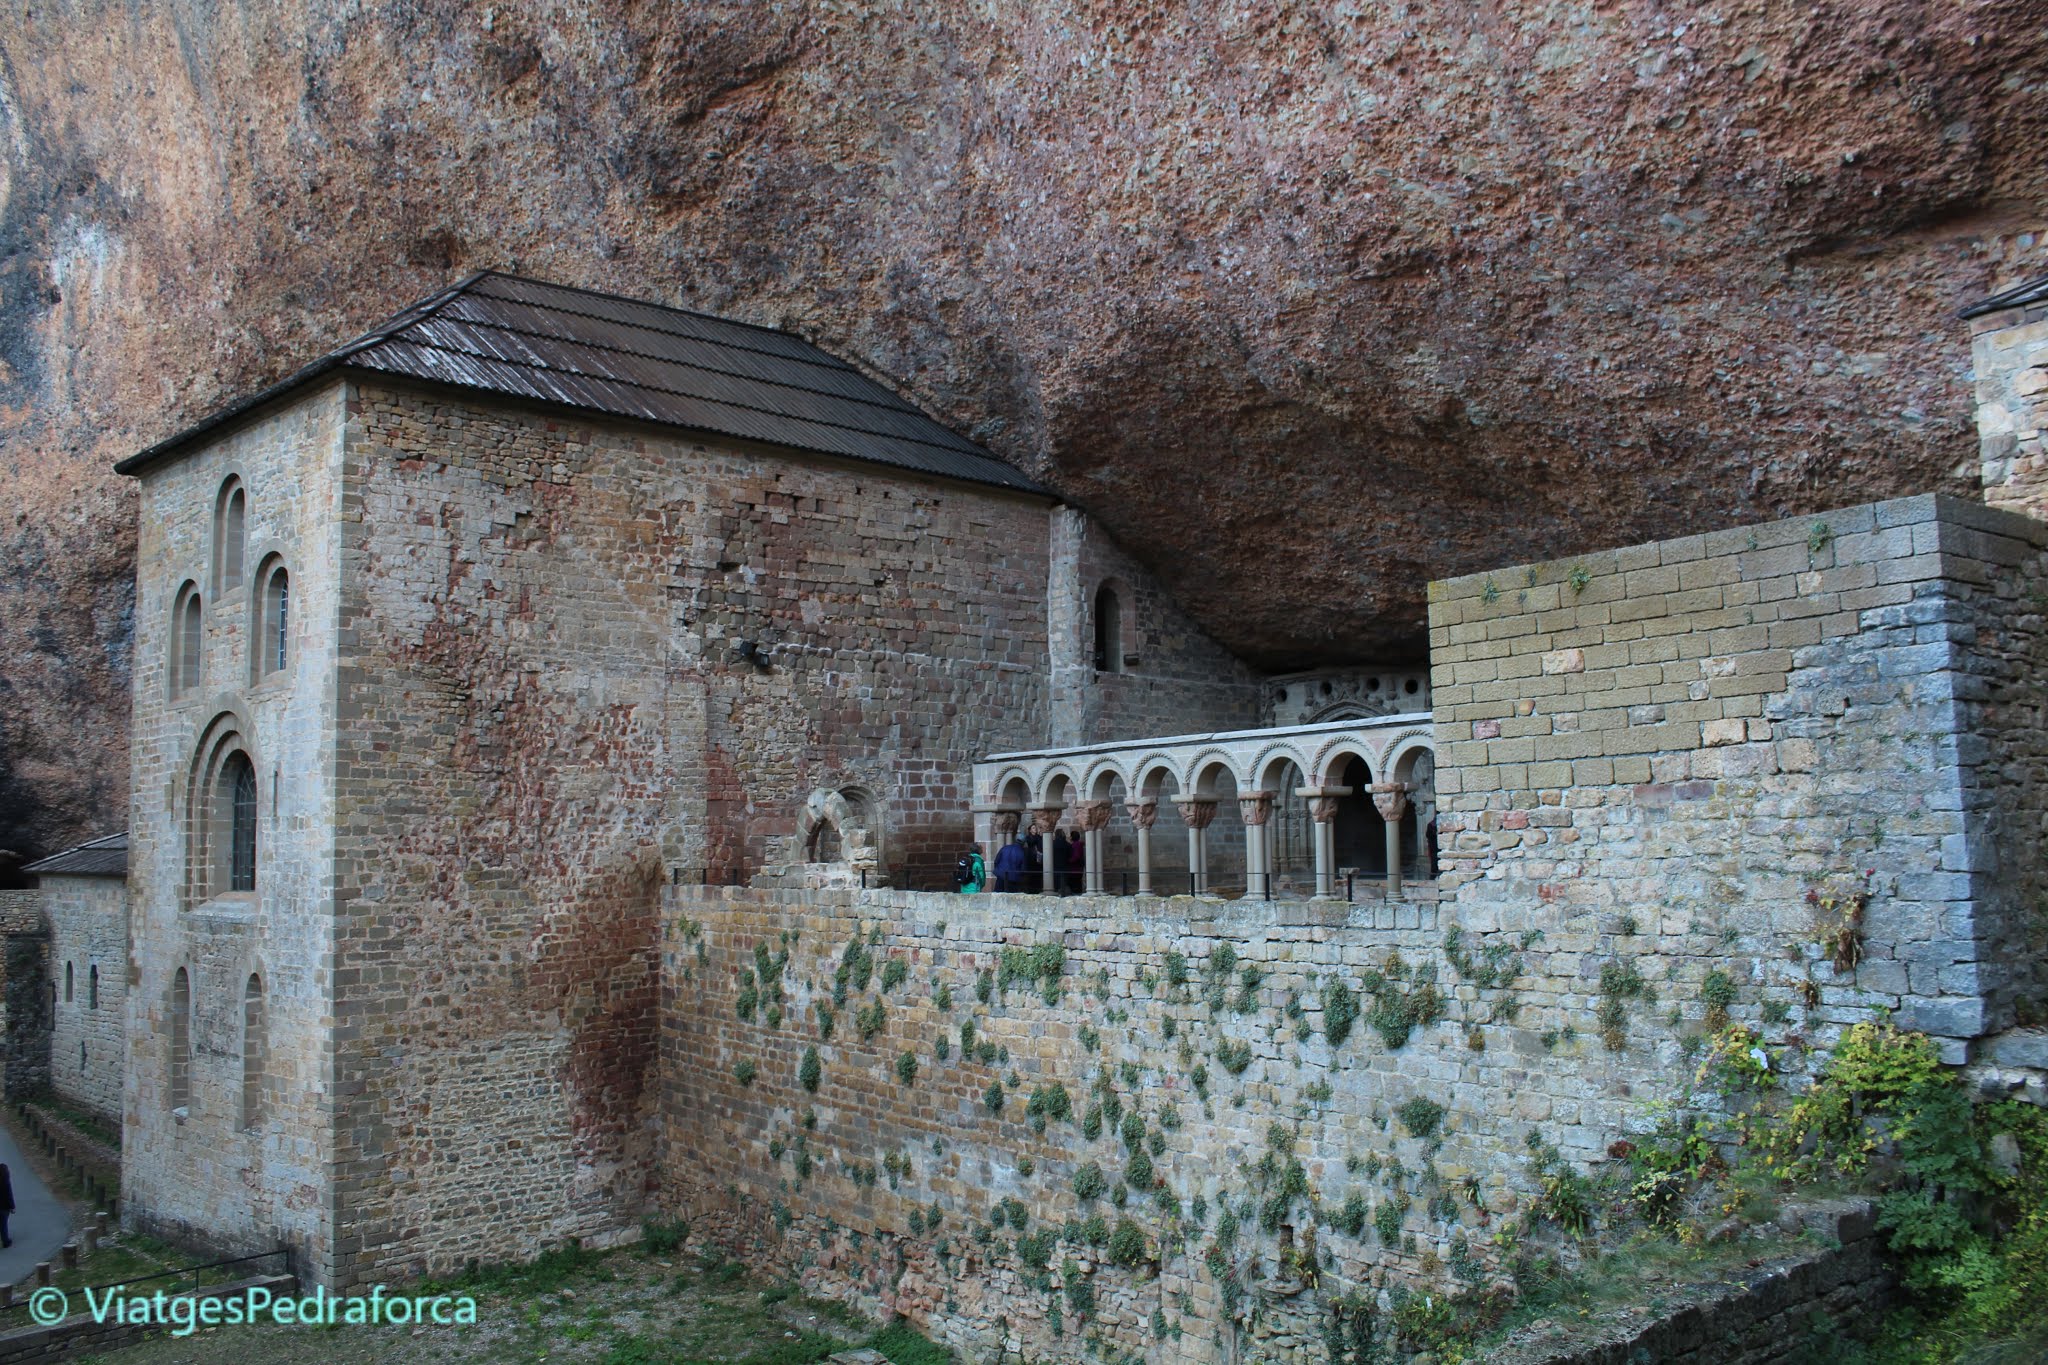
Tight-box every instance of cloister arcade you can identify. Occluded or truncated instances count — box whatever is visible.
[969,717,1436,901]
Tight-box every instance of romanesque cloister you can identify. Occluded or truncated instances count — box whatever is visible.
[970,715,1438,900]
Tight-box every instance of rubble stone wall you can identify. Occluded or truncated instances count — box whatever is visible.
[1972,299,2048,524]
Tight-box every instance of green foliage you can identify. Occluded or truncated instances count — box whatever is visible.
[895,1051,918,1086]
[732,1058,758,1086]
[1126,1146,1154,1190]
[1597,957,1654,1052]
[1107,1219,1148,1268]
[799,1046,821,1094]
[1374,1199,1403,1244]
[1359,952,1446,1049]
[856,999,886,1041]
[815,1002,834,1040]
[641,1217,690,1255]
[736,969,759,1022]
[997,943,1066,1001]
[1121,1110,1146,1150]
[1397,1097,1446,1141]
[1568,564,1592,596]
[881,957,908,993]
[1026,1083,1073,1134]
[1077,1023,1099,1051]
[1527,1130,1592,1238]
[1335,1191,1369,1237]
[1191,1063,1209,1099]
[933,982,952,1012]
[1063,1258,1095,1319]
[1164,951,1189,988]
[1080,1104,1103,1141]
[1702,969,1738,1030]
[1072,1162,1108,1200]
[1322,977,1360,1047]
[934,1035,949,1063]
[867,1320,955,1365]
[1232,962,1264,1013]
[993,1196,1029,1232]
[1808,519,1834,555]
[983,1080,1005,1114]
[975,969,993,1004]
[1215,1037,1253,1075]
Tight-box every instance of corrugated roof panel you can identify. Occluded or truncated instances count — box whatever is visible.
[119,271,1046,494]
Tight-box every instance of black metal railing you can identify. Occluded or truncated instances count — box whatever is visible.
[0,1248,291,1316]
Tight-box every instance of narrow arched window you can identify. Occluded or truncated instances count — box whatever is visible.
[89,964,99,1010]
[172,584,203,698]
[64,961,73,1003]
[226,753,257,892]
[266,568,288,674]
[242,973,266,1127]
[214,478,246,593]
[170,968,191,1112]
[1093,584,1124,674]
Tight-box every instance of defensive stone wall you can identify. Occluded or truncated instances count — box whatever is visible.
[43,875,126,1123]
[1429,493,2048,1063]
[656,885,1900,1363]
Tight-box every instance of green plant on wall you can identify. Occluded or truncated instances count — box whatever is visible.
[998,943,1067,1003]
[895,1051,918,1086]
[984,1080,1005,1114]
[732,1058,757,1087]
[1322,977,1360,1047]
[881,957,908,992]
[1568,564,1591,596]
[1702,969,1738,1031]
[799,1046,822,1094]
[1360,952,1445,1049]
[1072,1162,1107,1200]
[1397,1097,1446,1141]
[735,968,759,1022]
[1215,1037,1253,1075]
[856,999,886,1041]
[1596,958,1654,1051]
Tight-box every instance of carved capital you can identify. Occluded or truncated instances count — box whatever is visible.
[1076,799,1114,833]
[1238,791,1276,827]
[1029,806,1065,835]
[1308,797,1342,824]
[991,810,1022,839]
[1124,800,1158,831]
[1371,781,1410,823]
[1174,798,1218,831]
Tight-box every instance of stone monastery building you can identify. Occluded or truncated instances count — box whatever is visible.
[94,269,2048,1358]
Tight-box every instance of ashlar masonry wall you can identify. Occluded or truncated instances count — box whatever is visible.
[44,874,126,1123]
[1429,492,2048,1061]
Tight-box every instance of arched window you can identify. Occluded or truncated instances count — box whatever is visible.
[171,583,203,698]
[228,753,257,892]
[170,968,191,1113]
[89,964,99,1010]
[242,973,266,1128]
[64,961,73,1003]
[1093,583,1125,674]
[261,565,288,676]
[214,477,246,594]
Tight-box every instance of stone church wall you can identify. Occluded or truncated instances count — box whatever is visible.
[325,381,1072,1286]
[1971,296,2048,524]
[121,383,348,1275]
[44,874,126,1123]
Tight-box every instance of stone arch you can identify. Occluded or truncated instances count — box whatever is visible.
[170,580,203,700]
[988,767,1034,808]
[1036,764,1082,808]
[1386,735,1440,879]
[186,711,261,908]
[1186,749,1240,797]
[1310,738,1378,790]
[249,551,291,683]
[1083,757,1129,802]
[1308,701,1374,723]
[1132,755,1181,802]
[213,473,248,597]
[799,785,884,869]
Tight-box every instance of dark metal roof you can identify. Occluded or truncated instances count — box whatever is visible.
[118,272,1047,495]
[1962,273,2048,320]
[21,832,127,879]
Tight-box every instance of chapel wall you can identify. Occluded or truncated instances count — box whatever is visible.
[44,874,126,1123]
[325,381,1059,1287]
[1971,296,2048,523]
[121,385,347,1275]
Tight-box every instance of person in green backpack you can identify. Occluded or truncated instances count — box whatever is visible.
[953,846,986,894]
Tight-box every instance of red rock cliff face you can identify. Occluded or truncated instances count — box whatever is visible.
[0,0,2043,863]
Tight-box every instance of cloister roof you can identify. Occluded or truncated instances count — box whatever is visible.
[21,831,127,879]
[117,272,1047,496]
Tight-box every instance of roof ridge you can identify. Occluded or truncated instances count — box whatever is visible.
[468,270,829,350]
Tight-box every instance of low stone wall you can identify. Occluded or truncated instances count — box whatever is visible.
[0,1273,296,1362]
[656,886,1897,1364]
[1497,1200,1889,1365]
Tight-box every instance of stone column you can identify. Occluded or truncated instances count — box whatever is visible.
[1372,782,1411,900]
[1238,791,1275,898]
[978,806,1021,881]
[1125,800,1157,895]
[1076,800,1113,894]
[1297,786,1352,898]
[1174,797,1218,895]
[1030,806,1065,894]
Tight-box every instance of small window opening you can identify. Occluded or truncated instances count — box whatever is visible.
[1093,584,1124,674]
[64,961,73,1003]
[228,754,258,892]
[89,964,99,1010]
[255,564,289,678]
[170,968,191,1113]
[173,587,203,697]
[215,479,247,593]
[242,973,266,1128]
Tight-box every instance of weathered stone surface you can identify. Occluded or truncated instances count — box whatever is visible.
[2,0,2047,860]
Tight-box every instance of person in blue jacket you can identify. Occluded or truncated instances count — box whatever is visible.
[991,839,1027,893]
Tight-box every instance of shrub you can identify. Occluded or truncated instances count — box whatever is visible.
[1374,1200,1402,1244]
[1701,969,1738,1030]
[1072,1162,1108,1200]
[732,1058,757,1086]
[815,1002,834,1039]
[641,1217,689,1255]
[1216,1038,1254,1075]
[1397,1097,1446,1141]
[1127,1147,1154,1190]
[799,1046,821,1093]
[736,969,759,1022]
[1322,978,1360,1047]
[856,999,886,1041]
[984,1080,1005,1114]
[1336,1192,1369,1237]
[895,1051,918,1086]
[1107,1219,1148,1269]
[882,957,908,992]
